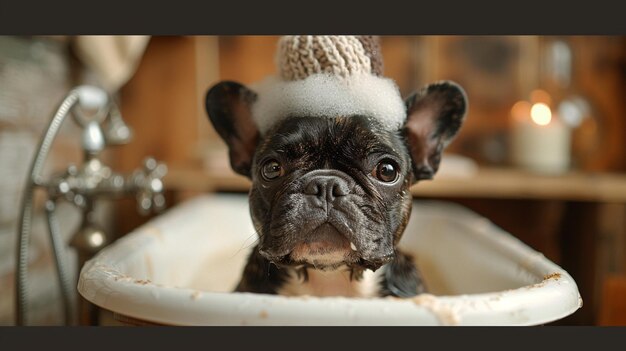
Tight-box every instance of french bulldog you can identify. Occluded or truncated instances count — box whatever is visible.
[204,80,467,298]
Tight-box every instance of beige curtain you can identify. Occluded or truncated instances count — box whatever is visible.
[73,36,150,93]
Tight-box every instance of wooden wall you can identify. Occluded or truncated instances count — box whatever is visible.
[112,36,219,236]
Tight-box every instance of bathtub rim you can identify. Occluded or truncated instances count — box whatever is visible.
[77,194,583,326]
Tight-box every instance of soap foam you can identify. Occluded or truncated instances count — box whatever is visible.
[251,73,407,134]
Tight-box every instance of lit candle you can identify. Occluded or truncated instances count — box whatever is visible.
[511,101,571,174]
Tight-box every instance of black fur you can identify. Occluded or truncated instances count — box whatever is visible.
[205,81,259,177]
[380,250,427,297]
[404,81,467,181]
[234,245,289,294]
[205,80,467,298]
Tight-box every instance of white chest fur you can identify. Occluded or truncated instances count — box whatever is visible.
[277,266,383,298]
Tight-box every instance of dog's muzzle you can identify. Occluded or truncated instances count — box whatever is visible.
[259,169,394,271]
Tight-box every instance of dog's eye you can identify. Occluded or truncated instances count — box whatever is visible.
[373,159,399,183]
[261,159,284,181]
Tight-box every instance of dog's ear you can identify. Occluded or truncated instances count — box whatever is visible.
[205,81,259,177]
[403,81,468,182]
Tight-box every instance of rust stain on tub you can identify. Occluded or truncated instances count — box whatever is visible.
[134,279,152,285]
[526,272,562,290]
[543,272,562,281]
[109,268,133,282]
[259,310,269,319]
[411,294,461,326]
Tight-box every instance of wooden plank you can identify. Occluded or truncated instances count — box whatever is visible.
[568,37,626,172]
[557,202,600,325]
[599,275,626,326]
[412,168,626,202]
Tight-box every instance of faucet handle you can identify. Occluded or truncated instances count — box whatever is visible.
[134,157,168,215]
[143,157,168,177]
[104,106,134,145]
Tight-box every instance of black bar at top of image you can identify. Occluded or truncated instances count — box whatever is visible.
[0,0,624,35]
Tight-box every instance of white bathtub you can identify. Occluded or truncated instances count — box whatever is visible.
[78,194,582,325]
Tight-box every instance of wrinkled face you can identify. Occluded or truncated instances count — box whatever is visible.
[205,80,467,273]
[249,116,414,271]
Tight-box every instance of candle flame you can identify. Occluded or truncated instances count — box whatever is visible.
[530,103,552,126]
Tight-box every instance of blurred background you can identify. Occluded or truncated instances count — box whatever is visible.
[0,35,625,326]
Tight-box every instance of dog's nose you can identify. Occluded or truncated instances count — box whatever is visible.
[304,176,351,202]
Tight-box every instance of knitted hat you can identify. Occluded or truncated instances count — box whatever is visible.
[277,36,384,79]
[251,36,406,134]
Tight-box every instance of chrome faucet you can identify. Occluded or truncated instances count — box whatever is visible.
[15,86,167,326]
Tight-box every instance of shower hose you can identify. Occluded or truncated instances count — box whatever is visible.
[15,90,80,325]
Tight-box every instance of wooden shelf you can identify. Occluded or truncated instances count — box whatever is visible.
[411,168,626,202]
[165,166,626,203]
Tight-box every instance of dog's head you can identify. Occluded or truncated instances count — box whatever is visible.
[205,79,467,271]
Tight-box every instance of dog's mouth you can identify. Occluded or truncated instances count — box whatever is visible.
[289,223,354,268]
[260,222,392,271]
